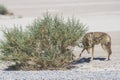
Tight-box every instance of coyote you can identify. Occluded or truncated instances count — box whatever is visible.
[79,32,112,61]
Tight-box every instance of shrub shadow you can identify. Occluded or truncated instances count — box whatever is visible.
[4,65,20,71]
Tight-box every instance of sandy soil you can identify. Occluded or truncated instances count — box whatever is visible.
[0,0,120,71]
[1,0,120,17]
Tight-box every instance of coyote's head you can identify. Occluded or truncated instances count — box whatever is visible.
[78,34,93,53]
[83,33,93,46]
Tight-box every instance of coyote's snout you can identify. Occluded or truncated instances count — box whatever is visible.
[79,32,112,61]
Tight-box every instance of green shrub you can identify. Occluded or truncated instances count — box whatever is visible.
[0,4,13,15]
[0,4,8,15]
[0,13,87,70]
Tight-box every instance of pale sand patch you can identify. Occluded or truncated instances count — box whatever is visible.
[1,0,120,17]
[1,0,120,31]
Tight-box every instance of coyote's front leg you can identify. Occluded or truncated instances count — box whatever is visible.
[79,48,85,58]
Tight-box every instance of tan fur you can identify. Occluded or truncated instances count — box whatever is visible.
[79,32,112,61]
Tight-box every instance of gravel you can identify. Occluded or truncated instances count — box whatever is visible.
[0,70,120,80]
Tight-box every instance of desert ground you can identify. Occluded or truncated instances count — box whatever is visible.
[0,0,120,79]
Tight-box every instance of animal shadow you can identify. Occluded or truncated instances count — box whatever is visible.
[73,57,106,64]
